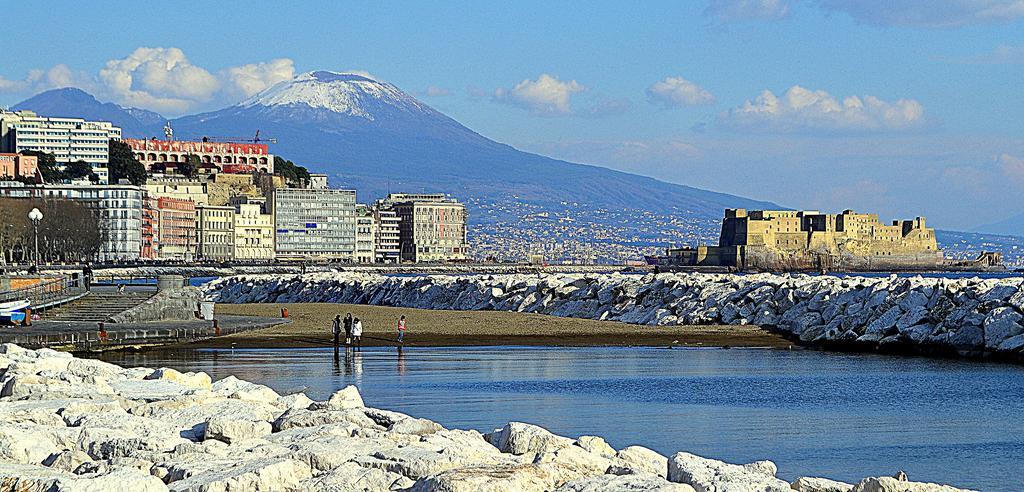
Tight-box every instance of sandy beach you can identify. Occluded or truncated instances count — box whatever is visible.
[198,303,792,349]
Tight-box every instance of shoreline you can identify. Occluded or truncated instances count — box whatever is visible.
[0,344,978,491]
[188,303,793,350]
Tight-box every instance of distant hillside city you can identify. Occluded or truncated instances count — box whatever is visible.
[0,109,468,265]
[1,93,1023,268]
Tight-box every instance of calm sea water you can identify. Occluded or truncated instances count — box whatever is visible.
[98,347,1023,491]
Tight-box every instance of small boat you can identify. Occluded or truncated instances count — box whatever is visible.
[0,300,30,325]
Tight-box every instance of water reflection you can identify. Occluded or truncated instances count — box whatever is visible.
[96,346,1024,492]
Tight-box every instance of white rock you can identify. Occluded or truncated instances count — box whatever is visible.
[851,476,977,492]
[556,473,697,491]
[165,457,311,492]
[668,452,791,492]
[486,422,574,456]
[312,385,364,410]
[145,367,212,390]
[792,476,854,492]
[203,416,272,444]
[410,463,560,492]
[575,435,616,458]
[612,445,669,477]
[211,375,280,403]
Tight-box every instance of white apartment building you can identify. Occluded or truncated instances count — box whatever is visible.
[272,187,356,261]
[355,205,376,263]
[0,110,121,179]
[0,183,142,261]
[373,207,400,264]
[196,204,235,261]
[234,202,274,261]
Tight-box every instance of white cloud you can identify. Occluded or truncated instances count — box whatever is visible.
[718,85,927,134]
[0,64,93,95]
[818,0,1024,28]
[221,58,295,99]
[99,47,220,114]
[646,76,715,108]
[705,0,792,20]
[998,153,1024,184]
[493,74,585,116]
[423,86,451,97]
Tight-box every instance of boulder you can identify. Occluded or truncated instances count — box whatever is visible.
[165,457,312,491]
[612,446,668,477]
[312,385,364,410]
[203,416,272,444]
[667,452,791,492]
[575,436,616,458]
[556,473,696,491]
[792,476,854,492]
[410,463,560,492]
[300,461,412,491]
[211,375,280,404]
[486,422,574,456]
[145,367,212,390]
[851,476,977,492]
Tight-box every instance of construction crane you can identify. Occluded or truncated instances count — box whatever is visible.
[192,130,278,144]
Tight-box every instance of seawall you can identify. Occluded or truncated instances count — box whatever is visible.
[0,344,975,491]
[205,272,1024,361]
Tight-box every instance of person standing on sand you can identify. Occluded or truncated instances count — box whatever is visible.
[332,315,342,347]
[343,313,353,345]
[352,317,363,349]
[397,315,407,343]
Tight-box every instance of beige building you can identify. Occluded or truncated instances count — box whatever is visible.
[664,208,942,272]
[196,204,235,261]
[355,205,376,263]
[145,178,209,205]
[233,202,274,261]
[385,193,468,263]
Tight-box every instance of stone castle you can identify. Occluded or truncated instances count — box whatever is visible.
[665,209,944,271]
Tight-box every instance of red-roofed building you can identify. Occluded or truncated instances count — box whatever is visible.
[124,138,274,175]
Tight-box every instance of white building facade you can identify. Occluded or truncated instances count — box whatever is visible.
[0,110,121,179]
[272,188,356,261]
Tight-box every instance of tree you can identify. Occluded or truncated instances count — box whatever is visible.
[19,150,61,183]
[107,139,147,185]
[63,160,97,182]
[179,154,200,178]
[273,156,311,187]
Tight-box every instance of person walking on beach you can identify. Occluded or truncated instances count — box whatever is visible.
[352,317,363,349]
[343,313,353,345]
[397,315,407,343]
[332,315,342,347]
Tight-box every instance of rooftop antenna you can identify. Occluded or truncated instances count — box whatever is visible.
[163,121,174,141]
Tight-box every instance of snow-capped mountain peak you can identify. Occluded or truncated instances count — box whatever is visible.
[240,70,431,120]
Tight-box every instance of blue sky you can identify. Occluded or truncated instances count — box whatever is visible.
[2,1,1024,231]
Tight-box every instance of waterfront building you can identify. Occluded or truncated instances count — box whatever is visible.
[196,204,235,261]
[124,138,273,175]
[373,207,400,264]
[0,110,121,177]
[271,187,356,261]
[0,182,143,261]
[355,205,376,263]
[0,153,38,180]
[660,208,943,271]
[233,202,275,261]
[141,195,159,259]
[382,193,469,263]
[156,197,197,260]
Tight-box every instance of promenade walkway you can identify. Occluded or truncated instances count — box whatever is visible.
[0,315,288,352]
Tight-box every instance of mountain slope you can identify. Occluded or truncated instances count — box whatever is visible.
[13,88,165,137]
[170,71,777,217]
[974,212,1024,238]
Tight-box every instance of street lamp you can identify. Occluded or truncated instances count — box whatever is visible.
[28,208,42,268]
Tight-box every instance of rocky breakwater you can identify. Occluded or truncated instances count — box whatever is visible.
[0,344,975,491]
[206,272,1024,360]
